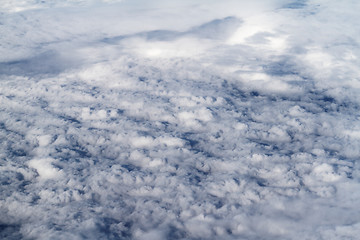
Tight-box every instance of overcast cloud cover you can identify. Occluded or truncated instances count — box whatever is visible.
[1,0,360,239]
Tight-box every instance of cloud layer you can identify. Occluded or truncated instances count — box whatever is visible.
[1,0,360,239]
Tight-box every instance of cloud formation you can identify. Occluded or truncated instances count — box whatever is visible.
[1,0,360,239]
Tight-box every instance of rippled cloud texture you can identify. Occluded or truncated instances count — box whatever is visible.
[1,0,360,239]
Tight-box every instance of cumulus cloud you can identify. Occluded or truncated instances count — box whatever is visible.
[1,0,360,239]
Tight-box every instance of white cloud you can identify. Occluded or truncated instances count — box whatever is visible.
[1,0,360,239]
[28,158,64,180]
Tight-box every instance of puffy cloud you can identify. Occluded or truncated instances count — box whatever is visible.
[1,0,360,239]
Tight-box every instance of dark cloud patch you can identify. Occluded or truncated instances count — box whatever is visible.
[0,51,77,77]
[282,0,307,9]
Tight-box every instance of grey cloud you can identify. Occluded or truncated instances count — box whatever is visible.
[103,16,242,44]
[0,51,79,76]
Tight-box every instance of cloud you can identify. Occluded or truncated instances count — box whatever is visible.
[1,0,360,239]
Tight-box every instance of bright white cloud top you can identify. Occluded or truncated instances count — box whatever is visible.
[1,0,360,239]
